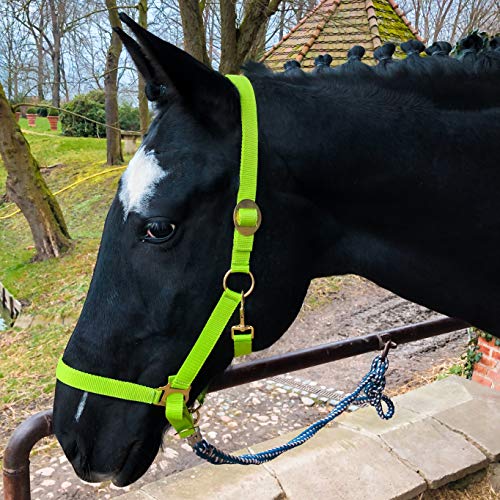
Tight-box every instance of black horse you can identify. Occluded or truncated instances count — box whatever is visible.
[53,15,500,486]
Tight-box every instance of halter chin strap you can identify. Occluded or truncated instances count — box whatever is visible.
[56,74,260,439]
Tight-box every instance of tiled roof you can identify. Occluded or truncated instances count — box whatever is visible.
[261,0,423,71]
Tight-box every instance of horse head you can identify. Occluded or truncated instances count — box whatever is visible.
[53,15,317,486]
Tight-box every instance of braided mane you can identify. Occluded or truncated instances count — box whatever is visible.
[245,34,500,110]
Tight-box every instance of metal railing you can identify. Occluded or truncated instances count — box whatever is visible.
[2,317,468,500]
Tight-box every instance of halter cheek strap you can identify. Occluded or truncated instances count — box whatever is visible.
[56,74,260,439]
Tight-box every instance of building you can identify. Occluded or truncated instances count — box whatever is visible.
[262,0,423,71]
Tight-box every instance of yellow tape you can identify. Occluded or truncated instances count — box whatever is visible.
[0,165,126,221]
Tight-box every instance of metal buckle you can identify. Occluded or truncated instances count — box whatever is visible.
[233,199,262,236]
[189,402,202,426]
[231,324,255,340]
[223,270,255,298]
[155,383,190,407]
[186,427,203,447]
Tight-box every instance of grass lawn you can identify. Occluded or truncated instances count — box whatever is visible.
[0,122,131,455]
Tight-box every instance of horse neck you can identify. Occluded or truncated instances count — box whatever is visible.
[258,79,422,276]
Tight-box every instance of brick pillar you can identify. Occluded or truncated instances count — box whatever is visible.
[472,336,500,390]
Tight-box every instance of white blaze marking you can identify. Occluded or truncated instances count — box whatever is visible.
[74,392,88,423]
[119,147,167,219]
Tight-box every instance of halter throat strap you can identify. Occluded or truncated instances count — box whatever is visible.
[56,74,259,439]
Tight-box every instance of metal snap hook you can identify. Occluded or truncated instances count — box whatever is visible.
[380,340,397,361]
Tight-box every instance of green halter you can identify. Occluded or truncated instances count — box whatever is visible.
[56,75,260,440]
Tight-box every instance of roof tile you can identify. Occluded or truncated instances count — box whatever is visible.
[262,0,422,71]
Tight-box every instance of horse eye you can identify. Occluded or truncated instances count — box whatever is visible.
[143,219,176,243]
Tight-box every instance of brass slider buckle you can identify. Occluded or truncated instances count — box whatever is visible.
[233,199,262,236]
[155,383,190,407]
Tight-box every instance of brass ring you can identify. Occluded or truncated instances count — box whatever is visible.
[223,270,255,297]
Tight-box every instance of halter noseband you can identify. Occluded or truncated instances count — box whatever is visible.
[56,74,260,440]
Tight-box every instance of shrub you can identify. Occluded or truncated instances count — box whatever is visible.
[60,90,106,137]
[118,103,140,132]
[48,108,59,116]
[26,107,38,114]
[37,102,52,117]
[60,90,142,137]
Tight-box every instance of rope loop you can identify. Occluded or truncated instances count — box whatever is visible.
[192,353,395,465]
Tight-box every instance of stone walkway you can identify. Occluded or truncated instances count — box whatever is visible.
[119,376,500,500]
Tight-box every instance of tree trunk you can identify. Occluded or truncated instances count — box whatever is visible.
[178,0,211,66]
[6,37,14,100]
[138,0,149,135]
[0,83,71,260]
[104,0,124,165]
[219,0,238,74]
[279,1,286,39]
[48,0,62,108]
[37,38,45,101]
[60,53,70,103]
[36,2,46,101]
[235,0,281,68]
[218,0,283,73]
[247,19,268,61]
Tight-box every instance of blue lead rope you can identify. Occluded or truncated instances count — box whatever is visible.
[193,354,395,465]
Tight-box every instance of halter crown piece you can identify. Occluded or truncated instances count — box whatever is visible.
[56,74,260,440]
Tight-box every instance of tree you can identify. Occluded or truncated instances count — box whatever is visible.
[399,0,500,44]
[11,0,64,107]
[178,0,211,66]
[0,2,40,102]
[0,82,71,260]
[10,0,111,107]
[104,0,124,165]
[172,0,284,73]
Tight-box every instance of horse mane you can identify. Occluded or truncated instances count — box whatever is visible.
[243,35,500,110]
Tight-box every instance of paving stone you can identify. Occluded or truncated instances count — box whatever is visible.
[394,376,475,416]
[434,399,500,460]
[137,462,283,500]
[300,396,315,406]
[36,466,54,476]
[40,479,56,487]
[337,404,424,436]
[451,375,500,402]
[395,376,500,417]
[381,417,488,489]
[250,425,426,500]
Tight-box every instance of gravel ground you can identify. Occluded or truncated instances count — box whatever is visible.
[1,277,469,499]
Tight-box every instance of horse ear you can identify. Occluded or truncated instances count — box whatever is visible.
[116,13,238,129]
[114,26,170,101]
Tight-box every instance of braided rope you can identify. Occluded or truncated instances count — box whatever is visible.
[193,355,394,465]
